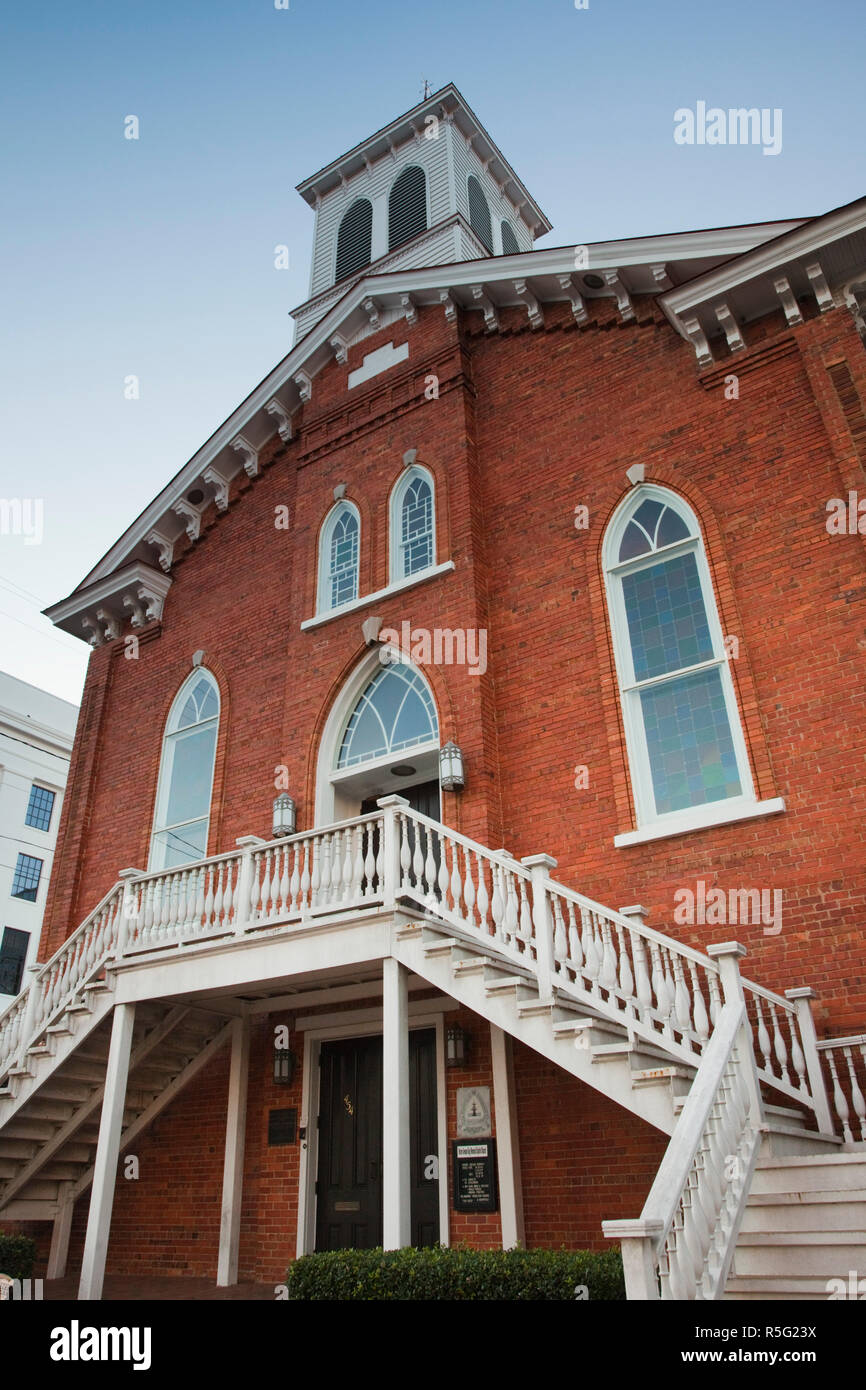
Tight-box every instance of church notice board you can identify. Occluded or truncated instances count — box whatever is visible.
[452,1139,498,1213]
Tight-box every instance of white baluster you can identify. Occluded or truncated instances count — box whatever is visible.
[846,1047,866,1142]
[300,841,311,911]
[769,1003,790,1085]
[476,853,490,933]
[754,997,773,1075]
[616,924,634,1004]
[450,842,463,920]
[689,962,710,1045]
[825,1050,852,1142]
[632,933,652,1025]
[342,828,353,903]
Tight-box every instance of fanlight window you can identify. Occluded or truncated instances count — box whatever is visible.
[605,488,750,824]
[500,221,520,255]
[319,503,360,612]
[391,466,434,580]
[389,165,427,252]
[467,176,493,253]
[338,665,438,769]
[335,198,373,282]
[150,671,219,870]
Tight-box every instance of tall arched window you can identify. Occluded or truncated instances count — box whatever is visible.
[604,486,754,834]
[338,664,439,769]
[389,465,435,581]
[388,165,427,252]
[318,501,360,612]
[149,670,219,870]
[335,198,373,282]
[467,176,493,253]
[500,220,520,255]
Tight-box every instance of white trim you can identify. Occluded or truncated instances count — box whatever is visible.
[603,486,756,836]
[614,796,786,848]
[302,559,454,631]
[296,1007,450,1256]
[316,499,361,616]
[388,464,436,585]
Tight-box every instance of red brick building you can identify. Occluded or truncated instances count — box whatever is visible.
[2,85,866,1300]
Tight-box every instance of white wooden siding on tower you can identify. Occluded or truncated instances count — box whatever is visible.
[449,124,533,255]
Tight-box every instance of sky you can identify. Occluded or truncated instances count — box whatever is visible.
[1,0,863,706]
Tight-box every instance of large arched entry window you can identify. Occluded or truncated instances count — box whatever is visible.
[603,485,755,837]
[316,653,440,825]
[149,669,219,869]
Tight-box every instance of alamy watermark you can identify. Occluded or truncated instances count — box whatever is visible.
[674,102,782,156]
[0,498,43,545]
[379,621,487,676]
[674,879,782,937]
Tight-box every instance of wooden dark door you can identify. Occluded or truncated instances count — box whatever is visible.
[314,1029,440,1251]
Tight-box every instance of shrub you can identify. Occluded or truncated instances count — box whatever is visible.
[0,1233,37,1281]
[285,1244,625,1300]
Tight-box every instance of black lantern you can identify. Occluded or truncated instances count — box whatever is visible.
[446,1024,469,1068]
[272,793,296,838]
[274,1048,297,1085]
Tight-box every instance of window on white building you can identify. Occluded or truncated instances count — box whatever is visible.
[390,466,435,581]
[25,784,56,832]
[11,853,42,902]
[149,671,219,870]
[0,926,29,995]
[318,502,361,612]
[604,486,754,834]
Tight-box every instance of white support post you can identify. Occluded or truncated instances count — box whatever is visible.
[602,1217,664,1299]
[47,1184,75,1280]
[520,854,558,1001]
[707,941,764,1121]
[786,987,834,1134]
[234,836,265,935]
[18,963,44,1055]
[377,795,409,912]
[382,957,411,1250]
[490,1024,524,1249]
[78,1001,136,1300]
[217,1015,251,1285]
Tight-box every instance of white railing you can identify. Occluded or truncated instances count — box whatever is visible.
[0,883,125,1079]
[603,993,762,1300]
[0,799,842,1139]
[817,1035,866,1144]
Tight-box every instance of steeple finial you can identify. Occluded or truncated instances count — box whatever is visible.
[421,78,431,100]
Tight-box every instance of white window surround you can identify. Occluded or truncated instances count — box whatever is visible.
[148,669,219,871]
[604,484,775,846]
[316,500,361,615]
[389,464,436,584]
[302,559,454,631]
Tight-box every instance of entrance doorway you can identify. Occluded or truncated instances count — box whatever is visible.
[314,1028,440,1251]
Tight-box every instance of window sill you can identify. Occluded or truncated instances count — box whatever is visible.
[301,561,455,631]
[614,796,786,848]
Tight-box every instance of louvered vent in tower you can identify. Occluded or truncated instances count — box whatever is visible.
[335,198,373,282]
[389,165,427,253]
[468,176,493,253]
[501,220,520,255]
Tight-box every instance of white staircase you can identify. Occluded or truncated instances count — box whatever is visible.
[0,799,862,1299]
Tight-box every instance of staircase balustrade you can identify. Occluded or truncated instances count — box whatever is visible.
[816,1035,866,1144]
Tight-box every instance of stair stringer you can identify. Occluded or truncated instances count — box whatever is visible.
[392,922,683,1134]
[0,986,117,1127]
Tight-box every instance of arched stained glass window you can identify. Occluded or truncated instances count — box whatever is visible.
[604,487,753,827]
[468,176,493,253]
[318,502,360,612]
[335,198,373,282]
[390,466,434,580]
[149,671,219,870]
[338,665,438,769]
[389,165,427,252]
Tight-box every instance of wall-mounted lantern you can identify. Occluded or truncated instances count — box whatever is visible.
[272,793,296,838]
[274,1048,297,1086]
[446,1024,469,1068]
[439,741,465,791]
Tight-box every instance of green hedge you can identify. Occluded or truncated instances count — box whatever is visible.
[286,1245,625,1300]
[0,1233,37,1281]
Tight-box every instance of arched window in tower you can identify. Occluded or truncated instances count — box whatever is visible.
[604,486,754,831]
[335,198,373,282]
[390,465,435,581]
[318,501,361,612]
[467,176,493,253]
[500,220,520,255]
[149,670,219,870]
[388,165,427,252]
[337,664,438,769]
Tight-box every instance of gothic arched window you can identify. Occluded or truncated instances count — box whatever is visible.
[604,486,753,833]
[390,465,435,581]
[338,664,438,769]
[335,198,373,282]
[318,502,360,612]
[467,176,493,253]
[389,165,427,252]
[500,220,520,255]
[149,670,219,869]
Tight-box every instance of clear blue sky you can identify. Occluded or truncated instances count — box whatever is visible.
[1,0,863,704]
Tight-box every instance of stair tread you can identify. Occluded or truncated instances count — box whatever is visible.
[736,1230,866,1246]
[748,1188,866,1206]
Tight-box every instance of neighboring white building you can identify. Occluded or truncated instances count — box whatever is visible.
[0,673,78,1004]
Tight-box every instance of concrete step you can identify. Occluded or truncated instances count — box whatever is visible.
[740,1189,866,1233]
[732,1230,866,1278]
[759,1124,842,1158]
[750,1153,866,1193]
[724,1275,841,1300]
